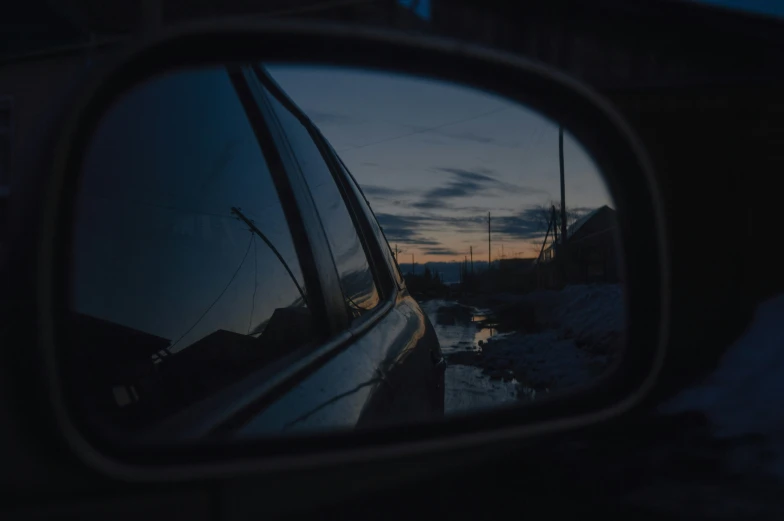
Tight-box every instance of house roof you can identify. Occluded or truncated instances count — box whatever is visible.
[536,205,616,263]
[568,205,615,239]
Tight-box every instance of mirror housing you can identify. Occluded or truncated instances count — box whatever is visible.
[6,19,669,480]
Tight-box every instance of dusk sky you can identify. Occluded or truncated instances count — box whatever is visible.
[267,65,613,265]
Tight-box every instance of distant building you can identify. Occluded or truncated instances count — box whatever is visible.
[121,306,310,425]
[536,205,619,287]
[67,303,312,427]
[498,257,536,273]
[564,205,620,283]
[66,312,172,422]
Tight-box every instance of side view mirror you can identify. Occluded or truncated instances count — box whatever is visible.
[5,19,668,479]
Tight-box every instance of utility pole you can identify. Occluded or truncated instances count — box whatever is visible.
[559,125,567,245]
[411,253,415,276]
[488,212,492,270]
[559,126,569,286]
[470,246,474,275]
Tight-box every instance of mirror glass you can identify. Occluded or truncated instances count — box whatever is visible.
[67,63,624,442]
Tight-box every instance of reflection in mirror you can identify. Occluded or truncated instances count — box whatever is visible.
[67,63,623,443]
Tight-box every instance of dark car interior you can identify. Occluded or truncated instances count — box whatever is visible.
[3,0,784,520]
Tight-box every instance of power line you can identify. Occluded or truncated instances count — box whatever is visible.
[337,107,506,153]
[168,232,254,352]
[232,207,308,307]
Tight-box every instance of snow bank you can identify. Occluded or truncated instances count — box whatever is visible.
[444,364,518,415]
[525,283,624,339]
[425,286,625,407]
[479,284,624,395]
[481,330,607,393]
[616,295,784,512]
[661,294,784,444]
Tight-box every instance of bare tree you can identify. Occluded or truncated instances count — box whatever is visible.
[534,201,585,232]
[532,203,554,232]
[529,201,589,256]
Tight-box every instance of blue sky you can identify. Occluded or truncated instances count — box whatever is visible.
[267,65,613,263]
[74,69,309,350]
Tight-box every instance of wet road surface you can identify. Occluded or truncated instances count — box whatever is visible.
[420,299,520,415]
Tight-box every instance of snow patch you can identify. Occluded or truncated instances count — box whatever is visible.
[482,330,608,392]
[661,293,784,478]
[444,365,519,414]
[422,286,624,411]
[522,283,624,342]
[472,284,623,396]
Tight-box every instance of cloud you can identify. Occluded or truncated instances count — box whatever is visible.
[379,205,599,247]
[375,213,426,242]
[375,213,458,247]
[403,237,442,246]
[376,196,600,254]
[436,167,497,184]
[419,173,495,201]
[376,212,488,245]
[490,205,597,241]
[409,167,547,210]
[490,208,547,240]
[422,247,460,256]
[409,199,449,210]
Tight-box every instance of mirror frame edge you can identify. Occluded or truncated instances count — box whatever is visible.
[28,19,670,481]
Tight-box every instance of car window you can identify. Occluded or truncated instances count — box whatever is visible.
[70,68,315,429]
[333,154,405,288]
[262,86,381,320]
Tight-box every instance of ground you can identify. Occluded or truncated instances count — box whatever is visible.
[420,283,624,415]
[556,293,784,518]
[421,287,784,518]
[660,293,784,475]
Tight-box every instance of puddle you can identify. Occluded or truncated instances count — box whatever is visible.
[421,299,512,353]
[420,299,525,414]
[471,309,504,350]
[474,326,496,348]
[421,293,618,411]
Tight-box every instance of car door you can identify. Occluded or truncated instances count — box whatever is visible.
[328,149,446,425]
[230,66,444,435]
[67,65,334,441]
